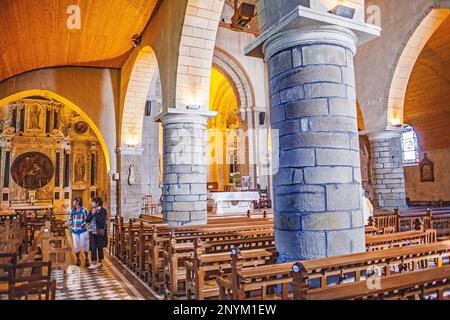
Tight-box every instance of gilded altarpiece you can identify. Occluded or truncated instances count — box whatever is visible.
[0,98,105,213]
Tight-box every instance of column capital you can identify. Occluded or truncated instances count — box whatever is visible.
[362,127,404,141]
[245,5,380,59]
[155,109,217,126]
[116,145,144,156]
[262,24,358,62]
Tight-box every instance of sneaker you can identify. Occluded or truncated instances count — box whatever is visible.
[76,260,81,267]
[88,264,100,270]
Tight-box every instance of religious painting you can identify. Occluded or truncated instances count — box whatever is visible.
[74,121,88,134]
[74,154,87,184]
[420,153,434,183]
[11,152,54,190]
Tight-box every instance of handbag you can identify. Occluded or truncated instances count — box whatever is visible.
[96,227,105,237]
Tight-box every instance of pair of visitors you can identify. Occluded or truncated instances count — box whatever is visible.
[68,197,108,269]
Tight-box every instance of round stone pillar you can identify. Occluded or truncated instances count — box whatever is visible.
[161,113,208,226]
[264,25,365,262]
[367,130,406,210]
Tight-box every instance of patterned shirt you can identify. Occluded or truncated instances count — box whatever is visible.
[69,207,88,235]
[89,215,97,234]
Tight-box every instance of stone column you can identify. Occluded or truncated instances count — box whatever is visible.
[264,25,365,262]
[367,130,406,209]
[161,113,208,226]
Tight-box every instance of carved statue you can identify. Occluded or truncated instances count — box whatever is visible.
[30,104,41,129]
[360,143,370,181]
[74,154,86,183]
[128,164,136,186]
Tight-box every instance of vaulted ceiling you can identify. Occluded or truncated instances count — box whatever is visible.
[405,16,450,151]
[0,0,160,82]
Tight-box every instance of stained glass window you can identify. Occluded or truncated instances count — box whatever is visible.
[401,125,419,166]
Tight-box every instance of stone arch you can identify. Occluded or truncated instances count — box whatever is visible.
[0,89,111,172]
[121,46,160,147]
[212,47,256,113]
[174,0,226,110]
[386,5,450,125]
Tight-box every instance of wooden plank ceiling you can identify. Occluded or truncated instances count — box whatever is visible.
[0,0,160,81]
[405,16,450,151]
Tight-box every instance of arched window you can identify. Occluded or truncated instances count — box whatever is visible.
[401,125,420,166]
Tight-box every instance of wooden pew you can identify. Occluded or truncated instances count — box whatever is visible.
[365,229,437,251]
[39,229,71,289]
[185,242,276,300]
[164,232,275,298]
[145,222,274,290]
[219,240,450,300]
[291,240,450,296]
[293,265,450,300]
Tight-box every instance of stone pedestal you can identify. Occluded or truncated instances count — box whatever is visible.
[160,112,209,226]
[264,25,367,262]
[367,129,406,209]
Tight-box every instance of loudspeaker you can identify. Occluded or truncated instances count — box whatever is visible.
[259,112,266,125]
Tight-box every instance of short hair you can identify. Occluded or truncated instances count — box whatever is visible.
[74,197,83,207]
[92,196,103,207]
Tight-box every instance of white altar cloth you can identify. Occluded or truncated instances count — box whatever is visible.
[210,192,260,215]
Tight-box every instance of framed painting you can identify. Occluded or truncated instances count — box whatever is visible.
[11,152,54,190]
[420,153,434,183]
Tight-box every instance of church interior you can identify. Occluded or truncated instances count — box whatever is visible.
[1,0,450,301]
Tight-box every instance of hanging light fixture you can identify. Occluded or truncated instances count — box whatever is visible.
[231,0,256,30]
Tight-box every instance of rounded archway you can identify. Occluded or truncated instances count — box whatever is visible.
[207,48,257,191]
[387,8,450,126]
[121,46,160,147]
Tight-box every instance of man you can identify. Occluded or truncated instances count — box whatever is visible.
[69,197,89,267]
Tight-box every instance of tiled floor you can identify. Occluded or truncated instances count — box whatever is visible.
[52,234,148,301]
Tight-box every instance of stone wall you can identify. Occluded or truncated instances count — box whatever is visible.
[368,133,406,209]
[405,149,450,201]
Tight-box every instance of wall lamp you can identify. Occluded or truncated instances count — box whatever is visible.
[132,34,142,48]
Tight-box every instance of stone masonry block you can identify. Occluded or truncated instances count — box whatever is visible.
[304,167,353,184]
[326,184,361,211]
[302,45,346,66]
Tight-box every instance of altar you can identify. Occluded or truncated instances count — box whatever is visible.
[209,192,260,215]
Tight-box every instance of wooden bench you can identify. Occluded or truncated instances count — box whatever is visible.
[217,262,293,300]
[291,240,450,297]
[164,232,275,298]
[147,224,273,291]
[293,265,450,300]
[144,222,274,290]
[366,229,437,251]
[185,241,277,300]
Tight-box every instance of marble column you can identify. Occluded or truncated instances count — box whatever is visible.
[161,113,208,226]
[367,130,406,209]
[264,25,365,262]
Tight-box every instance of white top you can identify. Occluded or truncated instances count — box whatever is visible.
[211,192,260,202]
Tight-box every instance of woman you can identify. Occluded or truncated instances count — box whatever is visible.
[68,197,89,267]
[86,196,108,270]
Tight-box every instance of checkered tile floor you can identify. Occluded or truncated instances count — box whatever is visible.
[52,263,143,300]
[51,233,145,301]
